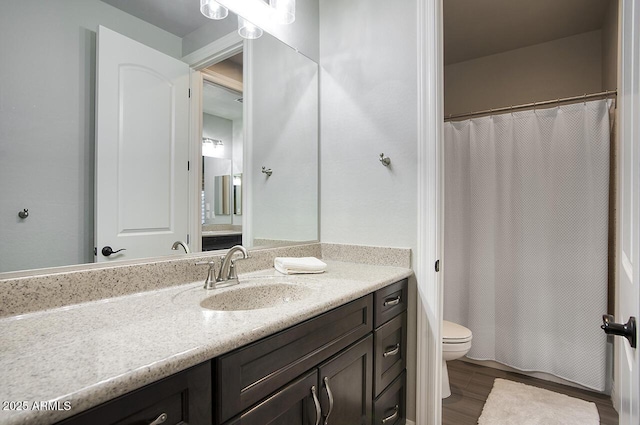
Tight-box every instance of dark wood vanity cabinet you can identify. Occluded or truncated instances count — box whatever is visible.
[216,278,408,425]
[57,362,212,425]
[202,234,242,251]
[55,279,408,425]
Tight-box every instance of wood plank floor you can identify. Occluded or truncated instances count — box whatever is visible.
[443,360,619,425]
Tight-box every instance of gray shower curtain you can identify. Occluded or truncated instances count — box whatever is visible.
[443,99,611,391]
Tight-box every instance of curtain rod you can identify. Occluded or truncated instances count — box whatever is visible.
[445,90,617,122]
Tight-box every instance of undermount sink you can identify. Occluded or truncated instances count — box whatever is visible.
[199,282,313,311]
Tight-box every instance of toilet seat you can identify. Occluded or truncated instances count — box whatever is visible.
[443,320,472,343]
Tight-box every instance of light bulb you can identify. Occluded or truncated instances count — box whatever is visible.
[200,0,229,20]
[238,16,263,39]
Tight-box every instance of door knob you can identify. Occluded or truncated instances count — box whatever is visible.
[601,314,636,348]
[101,246,126,257]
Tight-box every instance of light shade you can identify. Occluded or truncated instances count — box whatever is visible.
[270,0,295,24]
[200,0,229,19]
[238,16,263,39]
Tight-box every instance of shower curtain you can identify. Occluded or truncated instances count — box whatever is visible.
[443,99,611,391]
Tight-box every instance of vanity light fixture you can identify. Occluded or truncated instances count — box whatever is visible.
[200,0,296,40]
[238,16,263,39]
[200,0,229,20]
[203,138,224,146]
[271,0,296,24]
[202,138,224,158]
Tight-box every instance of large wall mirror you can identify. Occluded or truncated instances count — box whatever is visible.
[0,0,319,274]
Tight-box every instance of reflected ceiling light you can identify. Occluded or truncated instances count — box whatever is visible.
[270,0,295,24]
[238,16,263,39]
[200,0,229,20]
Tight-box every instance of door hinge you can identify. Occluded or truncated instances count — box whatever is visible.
[188,88,191,98]
[187,160,190,171]
[435,259,440,272]
[187,234,190,244]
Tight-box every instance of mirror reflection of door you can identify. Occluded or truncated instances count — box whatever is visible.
[201,53,243,250]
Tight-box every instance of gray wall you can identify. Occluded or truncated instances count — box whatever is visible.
[249,34,319,243]
[202,113,233,225]
[0,0,182,273]
[319,0,419,419]
[444,30,603,116]
[203,113,234,160]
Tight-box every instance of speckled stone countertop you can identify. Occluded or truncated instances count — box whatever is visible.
[201,230,243,236]
[0,260,412,425]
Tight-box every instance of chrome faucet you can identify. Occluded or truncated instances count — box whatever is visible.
[218,245,249,286]
[171,241,190,254]
[195,245,249,290]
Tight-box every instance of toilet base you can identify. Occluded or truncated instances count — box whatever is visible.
[442,358,451,398]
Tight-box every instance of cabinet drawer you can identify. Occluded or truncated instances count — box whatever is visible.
[373,371,406,425]
[374,279,407,328]
[215,295,373,424]
[374,312,407,397]
[57,362,211,425]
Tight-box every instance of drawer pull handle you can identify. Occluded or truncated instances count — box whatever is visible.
[381,405,399,424]
[323,376,334,425]
[149,413,168,425]
[383,343,400,357]
[383,296,401,306]
[311,385,321,425]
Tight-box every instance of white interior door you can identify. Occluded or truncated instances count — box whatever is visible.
[616,1,640,423]
[95,26,190,262]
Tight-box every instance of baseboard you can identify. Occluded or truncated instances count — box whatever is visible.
[406,420,416,425]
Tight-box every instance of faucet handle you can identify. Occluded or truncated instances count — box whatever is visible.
[195,260,218,290]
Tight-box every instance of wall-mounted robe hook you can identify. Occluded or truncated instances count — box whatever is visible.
[379,153,391,167]
[262,166,273,177]
[18,208,29,219]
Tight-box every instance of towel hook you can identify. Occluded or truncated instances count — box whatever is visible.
[261,166,272,177]
[18,208,29,219]
[379,153,391,167]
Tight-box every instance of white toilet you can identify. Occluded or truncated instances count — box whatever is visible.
[442,320,473,398]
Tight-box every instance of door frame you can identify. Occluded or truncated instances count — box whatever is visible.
[612,0,640,419]
[182,32,244,252]
[416,0,444,424]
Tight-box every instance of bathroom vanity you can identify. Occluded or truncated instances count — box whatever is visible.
[0,257,411,425]
[56,279,408,425]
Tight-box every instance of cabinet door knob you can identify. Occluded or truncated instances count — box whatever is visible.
[311,386,321,425]
[148,412,167,425]
[323,376,334,425]
[381,405,399,424]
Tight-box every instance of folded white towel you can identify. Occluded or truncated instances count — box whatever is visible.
[274,257,327,275]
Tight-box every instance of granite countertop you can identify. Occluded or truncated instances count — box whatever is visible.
[0,260,412,425]
[201,230,243,237]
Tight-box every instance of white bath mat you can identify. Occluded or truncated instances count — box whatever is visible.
[477,379,599,425]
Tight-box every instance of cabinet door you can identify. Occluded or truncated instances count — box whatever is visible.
[318,336,373,425]
[226,370,320,425]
